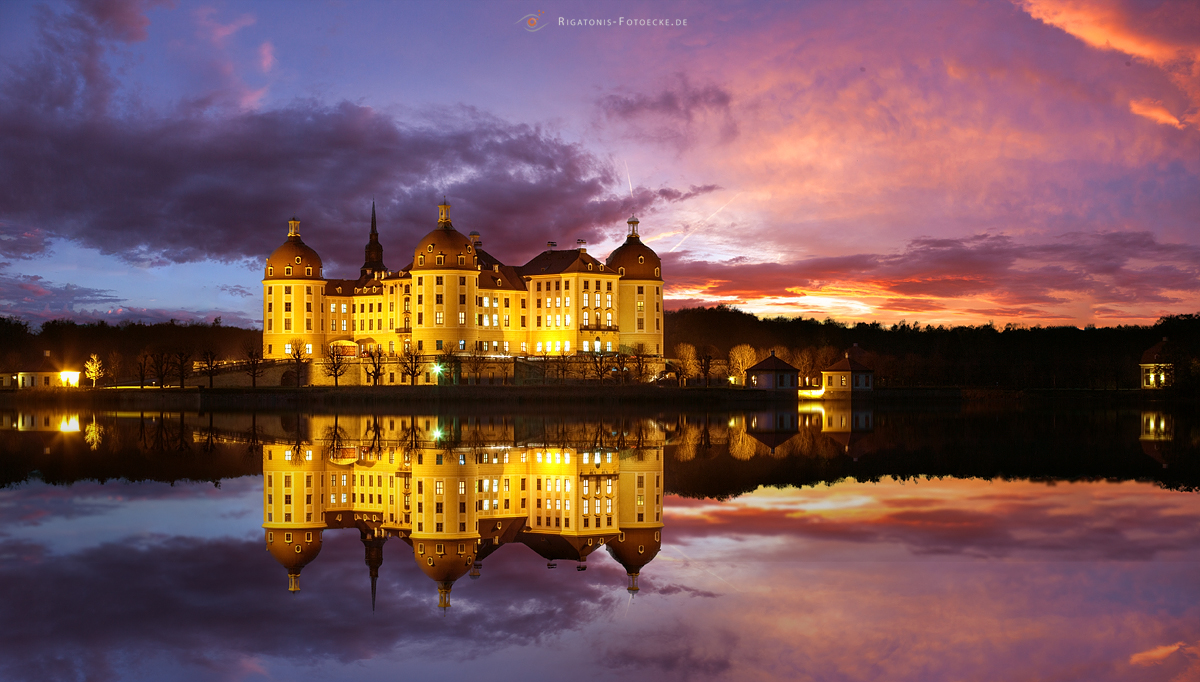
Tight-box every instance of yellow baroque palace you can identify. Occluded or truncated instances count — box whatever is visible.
[262,200,664,375]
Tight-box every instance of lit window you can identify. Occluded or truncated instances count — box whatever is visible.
[436,481,444,495]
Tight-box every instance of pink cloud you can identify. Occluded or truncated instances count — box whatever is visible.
[193,6,255,45]
[258,41,275,73]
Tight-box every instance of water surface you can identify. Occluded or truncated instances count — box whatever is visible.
[1,404,1197,681]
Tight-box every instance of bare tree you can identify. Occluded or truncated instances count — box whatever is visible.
[173,347,194,388]
[674,343,698,387]
[397,345,423,385]
[436,347,457,384]
[135,349,151,389]
[464,344,488,384]
[364,346,385,386]
[698,345,717,387]
[728,344,756,386]
[287,338,307,388]
[585,349,609,382]
[105,350,124,387]
[793,348,816,386]
[84,354,103,388]
[199,349,221,388]
[323,344,350,386]
[241,342,265,388]
[557,353,574,383]
[150,349,170,389]
[626,343,649,383]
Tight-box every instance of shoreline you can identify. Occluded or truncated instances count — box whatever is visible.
[0,385,1176,412]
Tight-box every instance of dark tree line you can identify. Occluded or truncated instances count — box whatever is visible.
[666,306,1200,391]
[0,317,259,385]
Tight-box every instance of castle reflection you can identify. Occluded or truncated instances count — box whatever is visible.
[260,414,666,608]
[4,403,1197,610]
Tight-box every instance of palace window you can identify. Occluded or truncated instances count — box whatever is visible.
[435,312,444,325]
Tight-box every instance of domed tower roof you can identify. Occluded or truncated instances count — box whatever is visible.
[411,198,477,272]
[410,541,474,609]
[606,216,662,280]
[265,527,324,592]
[360,201,388,279]
[265,218,324,280]
[605,527,662,593]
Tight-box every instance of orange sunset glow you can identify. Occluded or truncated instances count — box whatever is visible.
[0,0,1196,327]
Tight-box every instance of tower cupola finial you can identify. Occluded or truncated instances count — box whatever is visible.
[627,215,639,237]
[288,217,300,237]
[438,197,451,227]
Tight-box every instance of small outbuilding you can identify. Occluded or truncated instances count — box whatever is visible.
[745,351,800,390]
[16,351,80,389]
[821,345,874,398]
[1140,337,1172,389]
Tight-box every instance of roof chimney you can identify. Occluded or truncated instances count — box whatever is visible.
[577,239,587,252]
[547,241,557,249]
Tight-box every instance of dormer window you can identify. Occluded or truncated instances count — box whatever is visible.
[285,266,292,275]
[268,267,273,276]
[588,263,593,271]
[638,255,644,264]
[458,255,465,265]
[655,267,660,277]
[436,255,444,265]
[619,267,625,276]
[427,244,434,252]
[419,255,425,266]
[306,267,312,276]
[295,256,302,264]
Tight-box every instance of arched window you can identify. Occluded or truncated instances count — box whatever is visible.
[285,266,292,275]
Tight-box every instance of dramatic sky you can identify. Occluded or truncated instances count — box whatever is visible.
[0,0,1198,328]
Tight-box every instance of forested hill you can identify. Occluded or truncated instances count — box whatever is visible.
[664,306,1200,391]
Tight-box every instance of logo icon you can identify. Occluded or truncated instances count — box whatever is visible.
[517,11,546,32]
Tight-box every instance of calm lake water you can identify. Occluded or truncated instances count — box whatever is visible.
[1,402,1198,681]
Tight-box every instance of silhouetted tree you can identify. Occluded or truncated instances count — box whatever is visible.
[397,345,423,386]
[241,342,265,388]
[364,347,385,386]
[323,344,350,386]
[199,349,221,388]
[287,338,307,388]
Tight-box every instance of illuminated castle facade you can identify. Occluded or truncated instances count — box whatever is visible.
[262,200,664,368]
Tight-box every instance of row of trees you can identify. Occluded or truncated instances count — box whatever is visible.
[667,306,1200,390]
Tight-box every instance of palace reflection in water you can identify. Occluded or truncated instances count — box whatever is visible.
[4,400,1198,612]
[260,414,666,608]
